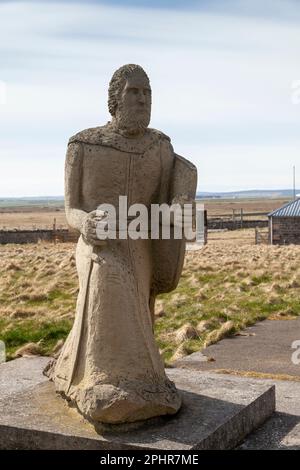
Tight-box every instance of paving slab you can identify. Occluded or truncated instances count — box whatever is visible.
[238,377,300,449]
[0,357,49,400]
[176,318,300,377]
[0,358,274,450]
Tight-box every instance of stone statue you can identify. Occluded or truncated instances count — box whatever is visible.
[45,64,197,425]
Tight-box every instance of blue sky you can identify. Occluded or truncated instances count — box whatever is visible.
[0,0,299,196]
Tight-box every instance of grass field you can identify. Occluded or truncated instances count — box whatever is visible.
[0,230,299,364]
[200,197,290,217]
[0,210,67,230]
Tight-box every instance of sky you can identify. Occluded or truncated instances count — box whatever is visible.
[0,0,300,196]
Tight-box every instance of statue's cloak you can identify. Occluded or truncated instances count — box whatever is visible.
[69,123,197,295]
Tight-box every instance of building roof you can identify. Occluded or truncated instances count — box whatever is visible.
[268,198,300,217]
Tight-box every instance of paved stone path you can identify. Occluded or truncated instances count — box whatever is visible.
[238,378,300,449]
[176,317,300,449]
[176,318,300,377]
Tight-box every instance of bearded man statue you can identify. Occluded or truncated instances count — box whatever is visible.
[45,64,197,425]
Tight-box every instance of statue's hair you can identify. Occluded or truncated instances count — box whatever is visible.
[108,64,150,116]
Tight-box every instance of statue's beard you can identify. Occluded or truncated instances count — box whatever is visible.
[114,104,151,136]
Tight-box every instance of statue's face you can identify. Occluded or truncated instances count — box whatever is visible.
[115,72,152,135]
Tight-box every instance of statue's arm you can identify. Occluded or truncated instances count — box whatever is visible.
[64,142,87,233]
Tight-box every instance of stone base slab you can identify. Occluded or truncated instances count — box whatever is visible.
[0,357,275,450]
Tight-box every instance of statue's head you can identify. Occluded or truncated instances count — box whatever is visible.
[108,64,152,136]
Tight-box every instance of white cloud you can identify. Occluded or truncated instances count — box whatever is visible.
[180,142,300,192]
[0,0,300,195]
[0,143,65,197]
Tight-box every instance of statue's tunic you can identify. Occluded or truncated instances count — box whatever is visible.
[48,125,186,424]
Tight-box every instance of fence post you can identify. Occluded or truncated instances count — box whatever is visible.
[53,218,56,244]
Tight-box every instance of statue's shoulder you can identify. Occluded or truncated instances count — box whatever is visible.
[67,125,172,154]
[68,126,108,146]
[147,128,171,143]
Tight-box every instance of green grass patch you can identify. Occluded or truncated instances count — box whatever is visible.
[0,318,72,360]
[251,273,272,285]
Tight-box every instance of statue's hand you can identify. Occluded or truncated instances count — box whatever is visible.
[81,210,107,246]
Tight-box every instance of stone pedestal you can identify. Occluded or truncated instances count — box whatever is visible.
[0,357,275,450]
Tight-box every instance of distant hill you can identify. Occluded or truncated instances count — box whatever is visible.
[0,190,299,208]
[0,196,64,208]
[196,190,300,199]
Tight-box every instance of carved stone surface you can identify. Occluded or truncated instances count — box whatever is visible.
[45,64,197,424]
[0,358,275,450]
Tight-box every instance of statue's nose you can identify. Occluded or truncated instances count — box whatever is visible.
[138,91,146,104]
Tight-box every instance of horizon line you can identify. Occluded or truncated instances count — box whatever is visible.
[1,189,300,199]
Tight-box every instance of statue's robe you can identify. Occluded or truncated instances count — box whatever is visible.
[47,124,197,424]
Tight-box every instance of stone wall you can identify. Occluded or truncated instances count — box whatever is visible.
[0,229,78,244]
[208,219,268,231]
[271,217,300,245]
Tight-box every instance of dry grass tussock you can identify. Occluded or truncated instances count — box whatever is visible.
[0,233,300,363]
[155,235,300,364]
[0,242,76,358]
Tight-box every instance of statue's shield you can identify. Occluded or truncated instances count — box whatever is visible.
[151,154,197,295]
